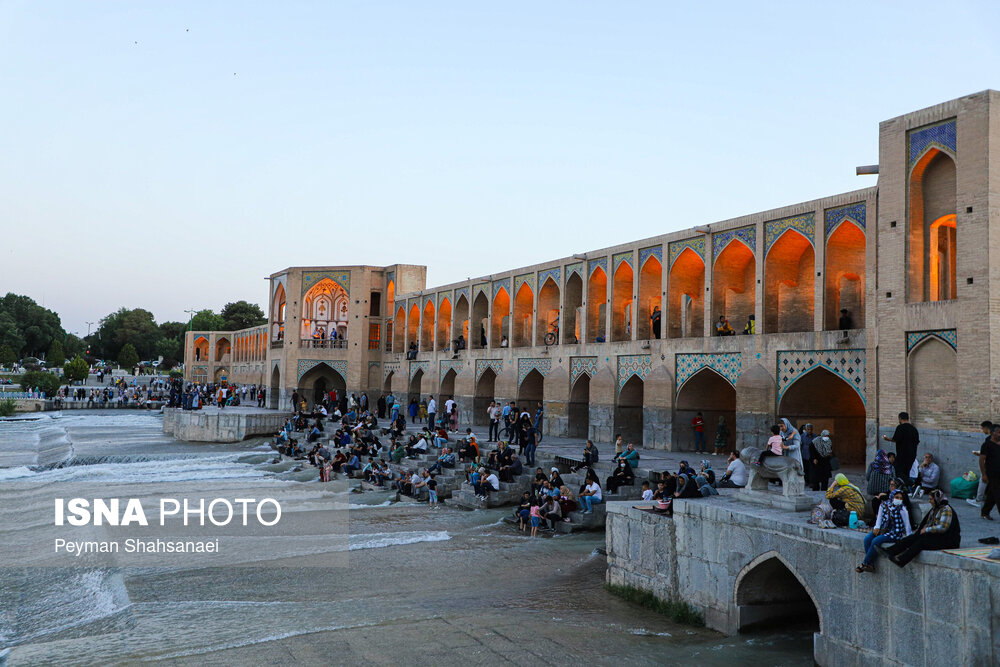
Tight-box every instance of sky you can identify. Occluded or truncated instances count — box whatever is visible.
[2,1,998,335]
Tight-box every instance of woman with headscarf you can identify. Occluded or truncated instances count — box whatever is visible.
[606,458,634,495]
[882,489,961,567]
[811,429,834,491]
[857,488,912,573]
[712,416,730,456]
[779,418,803,474]
[674,473,702,499]
[866,449,895,496]
[825,473,866,519]
[695,460,718,496]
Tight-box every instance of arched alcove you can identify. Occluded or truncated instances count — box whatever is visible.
[908,337,958,429]
[564,273,583,344]
[518,369,544,407]
[825,221,866,330]
[611,262,634,342]
[268,366,280,409]
[472,293,489,349]
[421,300,436,352]
[674,368,736,452]
[297,363,347,410]
[638,256,662,340]
[713,241,755,334]
[778,367,865,464]
[513,283,534,347]
[473,368,497,426]
[908,148,957,302]
[668,248,705,338]
[615,375,644,445]
[765,230,814,333]
[440,368,457,400]
[491,288,510,348]
[734,553,820,633]
[536,278,561,346]
[588,267,608,342]
[437,298,452,351]
[568,374,590,438]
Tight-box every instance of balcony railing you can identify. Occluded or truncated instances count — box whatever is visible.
[301,338,348,350]
[271,339,284,349]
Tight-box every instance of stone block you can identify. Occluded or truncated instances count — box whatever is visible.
[888,610,924,667]
[927,568,962,627]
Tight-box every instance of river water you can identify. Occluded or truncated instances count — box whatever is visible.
[0,412,813,665]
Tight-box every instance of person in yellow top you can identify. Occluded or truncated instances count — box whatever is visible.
[825,473,866,516]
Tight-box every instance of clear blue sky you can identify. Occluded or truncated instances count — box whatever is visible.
[2,1,998,334]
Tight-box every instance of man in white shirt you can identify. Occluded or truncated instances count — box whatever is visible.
[478,471,501,500]
[580,480,602,513]
[718,451,748,488]
[426,396,437,431]
[487,401,501,441]
[445,397,455,417]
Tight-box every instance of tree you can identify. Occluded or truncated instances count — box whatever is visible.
[95,308,162,360]
[118,343,139,370]
[21,370,60,397]
[221,301,266,331]
[0,344,15,367]
[64,334,84,359]
[189,309,225,332]
[48,340,65,368]
[63,355,89,383]
[0,293,65,357]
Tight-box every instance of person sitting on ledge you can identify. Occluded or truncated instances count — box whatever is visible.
[579,476,603,514]
[880,489,961,567]
[498,451,523,483]
[500,335,509,348]
[548,466,564,490]
[715,315,734,336]
[673,473,701,499]
[427,447,456,474]
[615,443,640,468]
[822,473,866,525]
[558,486,578,517]
[718,451,748,488]
[606,459,634,494]
[866,449,895,497]
[572,440,599,472]
[695,460,718,496]
[756,424,787,465]
[742,314,755,335]
[406,341,418,360]
[857,489,912,573]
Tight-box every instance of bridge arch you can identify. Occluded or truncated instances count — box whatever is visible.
[734,551,821,633]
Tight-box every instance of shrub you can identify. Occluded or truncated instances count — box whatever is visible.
[604,583,705,627]
[20,370,61,398]
[0,398,15,416]
[118,343,139,370]
[63,356,89,383]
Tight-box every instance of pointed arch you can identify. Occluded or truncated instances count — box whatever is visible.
[908,336,958,429]
[908,148,956,302]
[214,337,231,363]
[513,282,534,347]
[825,220,866,330]
[638,256,662,340]
[407,304,421,351]
[193,336,209,362]
[536,277,561,346]
[615,375,644,445]
[778,367,865,464]
[491,287,511,348]
[611,261,634,341]
[269,365,280,409]
[421,299,436,352]
[297,361,347,410]
[472,292,489,349]
[764,229,814,333]
[734,551,821,633]
[271,283,286,339]
[302,278,349,344]
[712,240,755,335]
[437,297,452,351]
[473,367,496,425]
[668,247,705,338]
[568,373,590,438]
[393,306,406,352]
[674,367,736,452]
[587,266,608,342]
[518,368,544,405]
[564,272,583,344]
[440,367,457,399]
[452,293,470,348]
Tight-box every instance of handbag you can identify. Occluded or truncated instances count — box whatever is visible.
[829,455,841,471]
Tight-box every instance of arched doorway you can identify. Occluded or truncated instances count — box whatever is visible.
[421,300,436,352]
[611,261,633,342]
[587,266,608,342]
[440,368,457,401]
[778,367,866,464]
[668,248,705,338]
[297,363,347,411]
[535,278,560,346]
[382,370,394,395]
[615,376,644,445]
[271,283,286,341]
[908,148,956,302]
[518,369,544,409]
[393,306,406,352]
[491,288,511,348]
[193,336,209,362]
[908,337,958,429]
[713,239,755,335]
[473,368,496,426]
[408,369,424,406]
[269,366,280,409]
[735,554,820,633]
[472,292,489,349]
[214,367,228,383]
[825,221,865,330]
[765,230,814,333]
[437,297,452,351]
[407,305,421,351]
[564,272,582,344]
[568,375,590,438]
[513,282,533,347]
[638,256,662,340]
[674,368,736,452]
[452,294,469,347]
[215,337,231,363]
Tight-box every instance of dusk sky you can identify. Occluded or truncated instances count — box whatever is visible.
[2,1,998,334]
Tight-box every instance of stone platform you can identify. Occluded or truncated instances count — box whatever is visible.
[162,407,291,442]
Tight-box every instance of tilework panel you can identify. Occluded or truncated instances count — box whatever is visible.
[712,226,756,261]
[514,273,535,295]
[906,329,957,353]
[566,262,584,279]
[297,359,348,382]
[777,349,866,405]
[675,353,743,391]
[476,359,504,382]
[455,286,470,304]
[383,361,401,380]
[394,301,406,316]
[639,246,663,268]
[570,356,599,385]
[439,359,465,380]
[668,237,706,268]
[474,283,489,300]
[909,120,957,168]
[539,267,561,288]
[765,213,815,255]
[301,270,350,295]
[424,294,436,307]
[824,202,866,236]
[589,257,608,277]
[617,354,652,390]
[368,361,380,370]
[386,271,394,286]
[613,251,634,272]
[518,358,552,386]
[437,291,453,306]
[409,360,430,380]
[492,278,511,298]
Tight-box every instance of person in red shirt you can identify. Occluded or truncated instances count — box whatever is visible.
[692,412,706,453]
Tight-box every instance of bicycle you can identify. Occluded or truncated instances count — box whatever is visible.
[544,318,559,346]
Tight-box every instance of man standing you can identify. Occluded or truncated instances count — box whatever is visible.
[650,306,661,339]
[980,425,1000,521]
[692,412,705,453]
[426,395,436,431]
[291,390,299,412]
[882,412,919,482]
[488,401,500,442]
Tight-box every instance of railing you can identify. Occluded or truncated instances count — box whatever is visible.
[0,391,38,399]
[301,338,348,350]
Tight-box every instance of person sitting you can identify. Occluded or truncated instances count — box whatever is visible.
[695,460,718,496]
[330,450,348,474]
[742,314,755,335]
[914,453,941,497]
[755,424,787,465]
[342,452,361,478]
[307,425,323,443]
[677,460,695,477]
[539,496,562,529]
[557,486,578,517]
[715,315,734,336]
[866,449,895,496]
[572,441,600,472]
[605,459,635,494]
[673,473,701,499]
[500,335,509,348]
[651,481,668,501]
[615,443,640,468]
[718,451,748,488]
[640,481,653,501]
[390,440,406,464]
[857,489,912,573]
[405,435,428,459]
[475,469,500,501]
[882,489,961,567]
[579,478,603,514]
[427,447,456,474]
[499,452,523,483]
[406,342,418,360]
[548,467,564,489]
[824,473,867,525]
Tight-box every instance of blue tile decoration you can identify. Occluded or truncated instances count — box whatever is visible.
[424,294,436,307]
[617,354,652,390]
[613,251,634,272]
[539,267,561,288]
[712,226,756,261]
[514,273,535,295]
[476,359,504,382]
[297,359,348,382]
[386,271,395,288]
[824,202,866,236]
[765,213,815,256]
[439,359,465,380]
[589,257,608,277]
[301,270,350,295]
[408,360,430,380]
[565,262,584,280]
[777,349,866,405]
[437,291,453,307]
[668,237,706,268]
[518,358,552,386]
[394,301,406,316]
[906,329,957,353]
[492,277,511,299]
[570,356,599,385]
[909,120,956,168]
[675,353,743,392]
[639,246,663,268]
[455,286,470,304]
[473,283,489,300]
[383,361,401,380]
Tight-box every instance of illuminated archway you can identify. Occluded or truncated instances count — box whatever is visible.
[437,297,452,351]
[513,282,534,347]
[491,288,510,348]
[825,221,866,330]
[587,267,608,342]
[908,148,956,302]
[638,256,662,340]
[668,248,704,338]
[764,230,814,334]
[712,240,755,335]
[778,367,865,465]
[611,261,634,342]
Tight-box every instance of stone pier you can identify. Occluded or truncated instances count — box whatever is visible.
[162,407,291,442]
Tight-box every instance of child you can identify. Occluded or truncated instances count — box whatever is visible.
[757,424,787,465]
[529,501,542,538]
[426,474,439,509]
[641,480,653,501]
